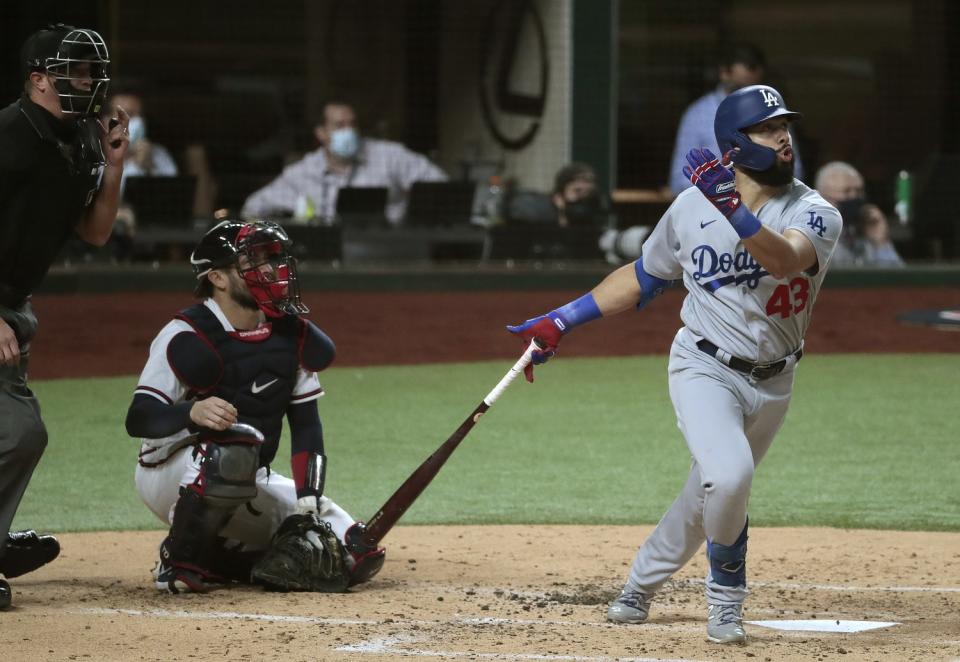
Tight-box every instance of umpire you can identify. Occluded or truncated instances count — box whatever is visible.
[0,24,129,610]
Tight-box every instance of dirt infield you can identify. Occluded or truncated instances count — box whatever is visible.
[3,526,959,661]
[7,287,959,660]
[25,286,960,380]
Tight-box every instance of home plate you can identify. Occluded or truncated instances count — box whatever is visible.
[748,619,899,633]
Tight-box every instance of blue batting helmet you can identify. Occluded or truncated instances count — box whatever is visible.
[714,85,801,171]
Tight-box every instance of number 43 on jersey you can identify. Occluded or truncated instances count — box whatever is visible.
[765,277,810,319]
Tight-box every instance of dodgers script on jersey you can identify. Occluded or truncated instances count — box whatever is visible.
[642,180,841,363]
[134,299,324,465]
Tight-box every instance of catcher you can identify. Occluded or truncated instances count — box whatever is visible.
[125,220,384,593]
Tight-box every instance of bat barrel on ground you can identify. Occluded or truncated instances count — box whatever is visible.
[357,339,541,547]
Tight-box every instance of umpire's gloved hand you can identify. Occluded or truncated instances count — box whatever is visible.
[506,314,564,383]
[683,148,761,239]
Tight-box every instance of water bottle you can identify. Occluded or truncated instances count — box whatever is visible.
[482,175,505,226]
[894,170,911,225]
[294,194,316,225]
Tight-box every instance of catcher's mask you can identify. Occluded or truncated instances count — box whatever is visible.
[22,24,111,117]
[190,220,309,318]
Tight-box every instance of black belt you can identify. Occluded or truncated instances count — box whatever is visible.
[696,339,802,380]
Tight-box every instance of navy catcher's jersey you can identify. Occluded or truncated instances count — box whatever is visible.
[134,299,324,466]
[642,179,842,363]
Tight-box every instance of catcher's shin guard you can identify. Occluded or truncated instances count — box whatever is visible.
[344,522,386,586]
[158,488,234,592]
[156,439,262,593]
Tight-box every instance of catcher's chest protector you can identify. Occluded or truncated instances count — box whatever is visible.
[177,304,300,465]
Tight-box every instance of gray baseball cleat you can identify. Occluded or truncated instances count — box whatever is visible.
[606,589,651,624]
[707,603,746,643]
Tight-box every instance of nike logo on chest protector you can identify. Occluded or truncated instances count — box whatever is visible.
[251,378,279,394]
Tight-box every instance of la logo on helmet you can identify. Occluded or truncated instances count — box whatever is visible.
[760,89,780,108]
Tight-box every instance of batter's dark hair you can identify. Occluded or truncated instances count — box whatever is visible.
[553,162,597,196]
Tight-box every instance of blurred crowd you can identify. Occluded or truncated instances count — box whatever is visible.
[101,42,908,268]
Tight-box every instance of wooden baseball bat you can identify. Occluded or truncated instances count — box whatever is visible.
[356,339,541,547]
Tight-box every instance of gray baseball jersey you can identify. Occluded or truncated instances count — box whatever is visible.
[642,179,842,362]
[619,179,842,607]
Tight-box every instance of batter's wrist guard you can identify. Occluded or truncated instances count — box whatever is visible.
[726,204,762,239]
[549,292,602,333]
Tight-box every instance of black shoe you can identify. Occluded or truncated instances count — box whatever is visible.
[0,531,61,578]
[0,578,11,611]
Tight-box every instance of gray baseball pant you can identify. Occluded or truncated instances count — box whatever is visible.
[0,301,47,564]
[623,328,795,605]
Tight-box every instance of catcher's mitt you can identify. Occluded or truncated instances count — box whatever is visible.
[250,514,350,592]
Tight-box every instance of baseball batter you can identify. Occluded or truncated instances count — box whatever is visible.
[508,85,841,643]
[127,220,384,593]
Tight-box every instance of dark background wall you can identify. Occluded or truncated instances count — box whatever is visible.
[3,0,958,257]
[616,0,957,208]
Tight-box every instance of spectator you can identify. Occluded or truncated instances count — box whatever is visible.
[667,43,803,195]
[815,161,904,266]
[551,162,607,227]
[242,99,447,225]
[105,90,178,189]
[501,163,606,227]
[100,90,180,260]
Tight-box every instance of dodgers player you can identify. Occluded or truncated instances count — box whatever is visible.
[128,220,383,592]
[508,85,841,643]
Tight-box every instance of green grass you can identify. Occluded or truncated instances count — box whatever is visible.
[13,354,960,533]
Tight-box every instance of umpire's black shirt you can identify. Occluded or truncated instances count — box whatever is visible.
[0,94,101,308]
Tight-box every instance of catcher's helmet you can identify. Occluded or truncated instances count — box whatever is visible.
[21,24,110,117]
[190,220,308,318]
[714,84,801,171]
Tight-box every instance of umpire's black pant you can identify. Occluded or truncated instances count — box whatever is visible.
[0,301,47,566]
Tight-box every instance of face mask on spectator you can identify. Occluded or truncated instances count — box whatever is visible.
[564,193,603,225]
[329,127,360,159]
[836,197,867,231]
[127,116,147,144]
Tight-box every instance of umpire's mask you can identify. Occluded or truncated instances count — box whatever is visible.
[22,24,110,117]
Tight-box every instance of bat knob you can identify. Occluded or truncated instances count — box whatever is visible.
[343,521,386,585]
[345,521,377,553]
